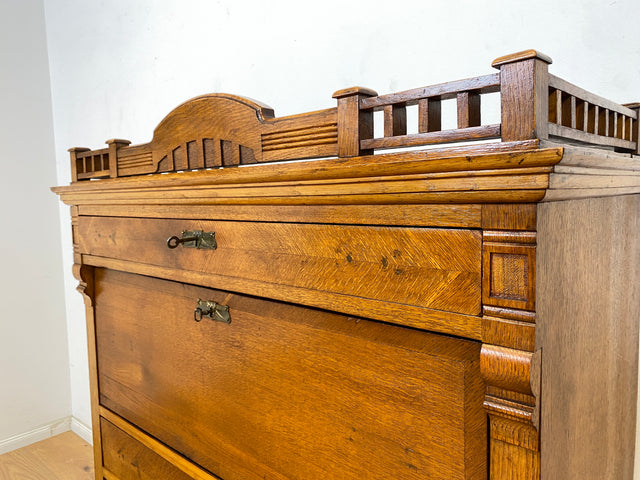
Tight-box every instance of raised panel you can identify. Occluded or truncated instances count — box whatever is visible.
[483,242,536,311]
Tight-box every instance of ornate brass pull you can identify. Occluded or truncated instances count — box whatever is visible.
[167,230,217,250]
[194,299,231,324]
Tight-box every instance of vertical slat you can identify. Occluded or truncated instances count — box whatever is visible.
[570,96,576,129]
[548,89,558,124]
[203,138,221,168]
[332,87,378,157]
[173,145,186,170]
[492,50,552,141]
[611,111,617,138]
[561,94,572,127]
[233,143,241,165]
[213,139,222,166]
[221,140,234,166]
[604,110,610,137]
[418,98,442,133]
[188,140,204,169]
[383,104,407,137]
[457,92,481,129]
[596,106,605,136]
[575,99,586,131]
[555,90,562,126]
[587,103,595,134]
[618,114,625,140]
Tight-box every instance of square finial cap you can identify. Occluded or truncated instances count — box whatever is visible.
[492,50,553,69]
[332,87,378,99]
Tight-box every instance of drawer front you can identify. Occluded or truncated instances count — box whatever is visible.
[95,268,486,480]
[101,418,196,480]
[78,216,481,316]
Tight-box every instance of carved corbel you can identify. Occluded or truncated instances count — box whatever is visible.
[72,263,94,306]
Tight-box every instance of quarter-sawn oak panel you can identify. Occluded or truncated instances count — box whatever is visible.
[79,216,482,316]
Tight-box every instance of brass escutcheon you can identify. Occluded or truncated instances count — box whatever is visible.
[194,299,231,324]
[167,230,217,250]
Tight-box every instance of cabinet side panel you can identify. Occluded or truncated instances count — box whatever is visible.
[536,195,640,479]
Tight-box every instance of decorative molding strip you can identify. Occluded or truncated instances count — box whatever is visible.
[71,417,93,445]
[482,315,536,352]
[483,305,535,323]
[262,123,338,152]
[0,416,71,455]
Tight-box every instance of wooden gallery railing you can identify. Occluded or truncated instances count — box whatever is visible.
[69,50,639,182]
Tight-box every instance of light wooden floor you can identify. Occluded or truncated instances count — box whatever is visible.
[0,432,94,479]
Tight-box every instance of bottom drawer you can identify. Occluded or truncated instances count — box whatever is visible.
[101,416,198,480]
[95,268,486,480]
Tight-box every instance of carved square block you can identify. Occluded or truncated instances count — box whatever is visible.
[483,243,535,311]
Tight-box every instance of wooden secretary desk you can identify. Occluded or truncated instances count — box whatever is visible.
[53,50,640,480]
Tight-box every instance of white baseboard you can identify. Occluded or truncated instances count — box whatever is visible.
[70,417,93,445]
[0,415,92,455]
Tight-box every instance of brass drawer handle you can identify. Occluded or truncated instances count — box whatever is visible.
[194,299,231,324]
[167,230,217,250]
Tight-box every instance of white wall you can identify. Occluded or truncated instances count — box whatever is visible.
[43,0,640,469]
[0,0,71,452]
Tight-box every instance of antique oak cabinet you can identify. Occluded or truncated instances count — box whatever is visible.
[53,51,640,479]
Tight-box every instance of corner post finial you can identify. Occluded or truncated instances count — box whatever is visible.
[105,139,131,178]
[68,147,91,182]
[332,87,378,157]
[493,50,553,142]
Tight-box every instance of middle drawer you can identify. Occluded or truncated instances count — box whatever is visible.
[76,216,481,317]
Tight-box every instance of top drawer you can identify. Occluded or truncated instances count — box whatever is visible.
[76,216,481,317]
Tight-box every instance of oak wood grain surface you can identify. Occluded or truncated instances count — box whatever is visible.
[536,195,640,479]
[101,418,201,480]
[76,217,483,316]
[77,203,484,229]
[81,254,484,340]
[94,268,487,480]
[0,432,93,480]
